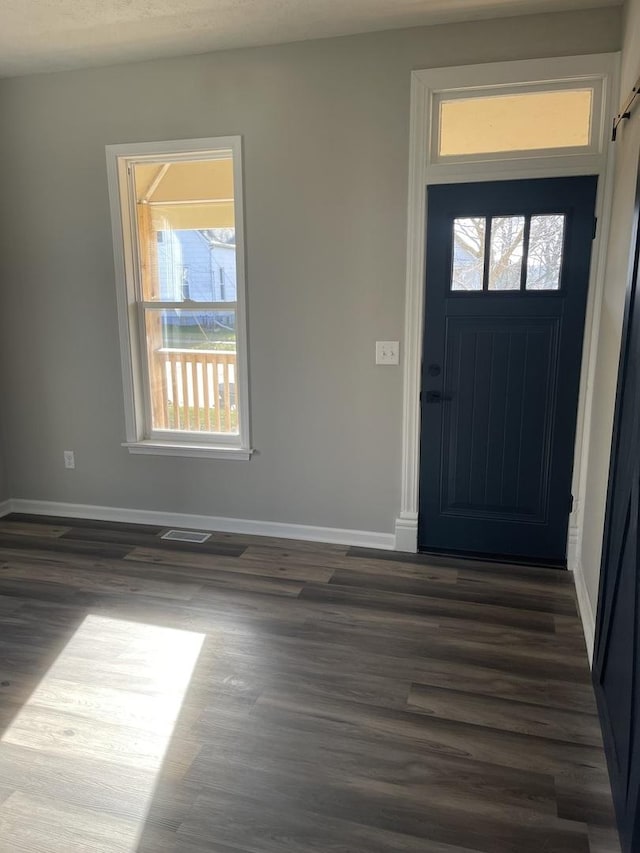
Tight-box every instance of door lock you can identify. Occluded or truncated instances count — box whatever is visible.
[425,391,452,404]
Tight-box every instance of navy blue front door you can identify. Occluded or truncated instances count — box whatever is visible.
[418,177,598,563]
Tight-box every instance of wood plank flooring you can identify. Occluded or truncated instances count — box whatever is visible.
[0,513,620,853]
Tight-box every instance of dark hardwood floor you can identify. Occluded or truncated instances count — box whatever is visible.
[0,513,620,853]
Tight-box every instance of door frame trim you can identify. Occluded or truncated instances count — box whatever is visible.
[396,53,620,577]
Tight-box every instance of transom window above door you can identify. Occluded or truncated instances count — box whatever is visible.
[426,68,607,169]
[451,213,566,292]
[438,89,594,158]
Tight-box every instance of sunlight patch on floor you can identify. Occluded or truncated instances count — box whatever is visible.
[0,614,205,852]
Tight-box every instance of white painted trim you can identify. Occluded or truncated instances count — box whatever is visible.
[397,71,428,540]
[105,137,241,160]
[8,499,395,551]
[123,441,253,460]
[568,86,619,574]
[105,135,252,458]
[0,500,12,519]
[397,52,620,554]
[572,561,596,665]
[395,514,418,552]
[566,523,580,573]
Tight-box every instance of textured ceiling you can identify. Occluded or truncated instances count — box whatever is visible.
[0,0,622,78]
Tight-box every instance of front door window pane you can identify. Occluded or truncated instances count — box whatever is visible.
[526,214,565,291]
[488,216,525,291]
[452,217,486,291]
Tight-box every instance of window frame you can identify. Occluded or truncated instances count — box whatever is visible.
[106,136,252,460]
[431,77,605,167]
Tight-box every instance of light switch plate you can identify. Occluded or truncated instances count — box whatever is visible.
[376,341,400,365]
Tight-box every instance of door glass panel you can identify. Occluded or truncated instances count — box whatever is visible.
[488,216,525,291]
[451,217,486,291]
[526,214,565,291]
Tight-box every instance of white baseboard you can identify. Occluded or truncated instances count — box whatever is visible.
[8,498,396,551]
[566,524,580,573]
[572,560,595,666]
[394,513,418,552]
[0,500,12,519]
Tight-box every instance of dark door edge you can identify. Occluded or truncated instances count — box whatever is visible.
[417,545,567,571]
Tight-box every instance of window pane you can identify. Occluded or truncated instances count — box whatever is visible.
[439,89,593,157]
[452,217,486,291]
[145,309,238,435]
[132,158,237,303]
[488,216,525,291]
[526,215,565,291]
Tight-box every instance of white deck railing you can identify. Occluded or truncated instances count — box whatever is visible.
[151,348,236,433]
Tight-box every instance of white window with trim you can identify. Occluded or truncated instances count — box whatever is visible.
[107,137,251,460]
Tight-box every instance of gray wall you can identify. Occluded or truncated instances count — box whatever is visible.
[0,7,621,534]
[0,447,8,504]
[0,369,8,503]
[580,0,640,613]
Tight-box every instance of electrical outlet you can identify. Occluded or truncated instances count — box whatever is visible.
[375,341,400,365]
[63,450,75,469]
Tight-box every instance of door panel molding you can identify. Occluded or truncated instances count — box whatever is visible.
[440,314,559,525]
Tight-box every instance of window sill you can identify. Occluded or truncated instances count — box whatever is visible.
[122,441,253,461]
